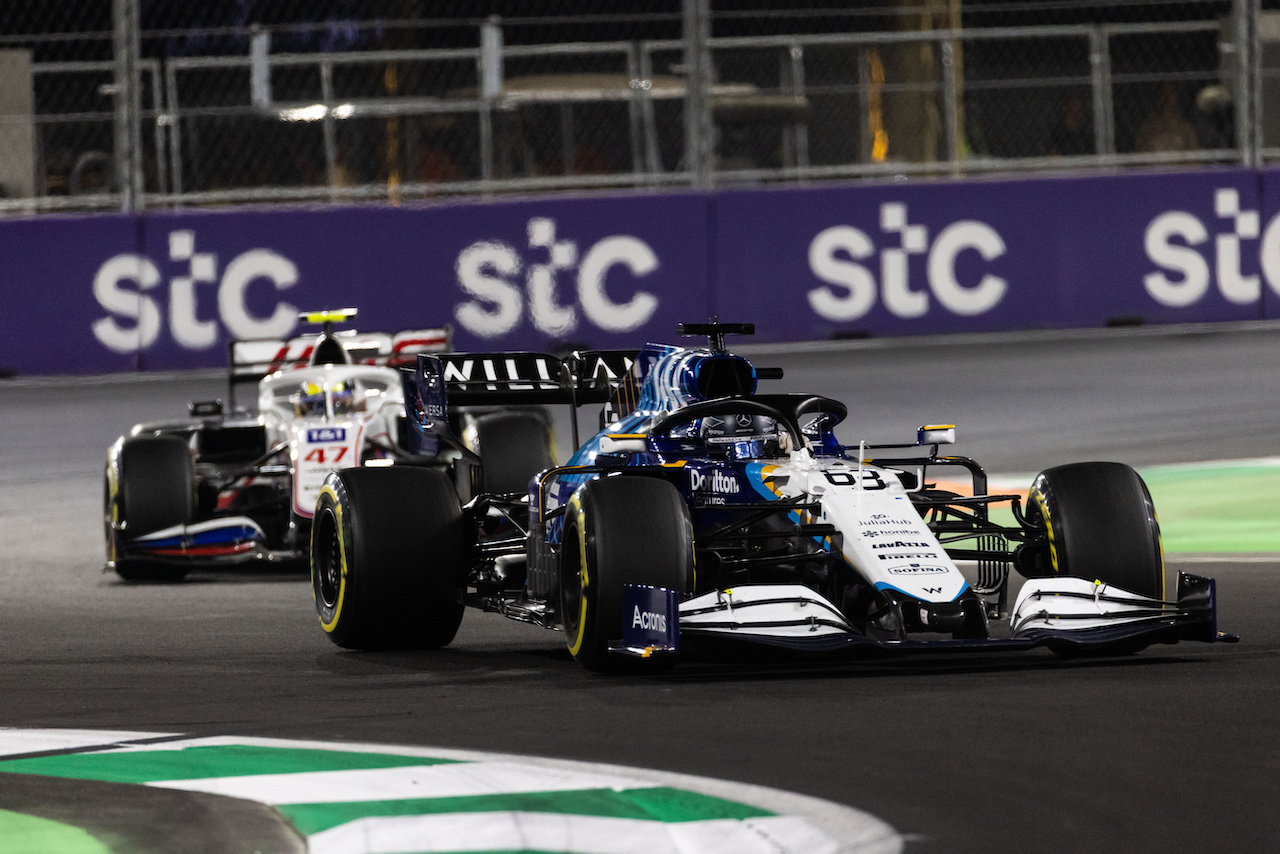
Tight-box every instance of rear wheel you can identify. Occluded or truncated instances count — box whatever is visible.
[1024,461,1168,600]
[560,477,693,673]
[311,467,472,649]
[463,409,556,495]
[110,435,195,582]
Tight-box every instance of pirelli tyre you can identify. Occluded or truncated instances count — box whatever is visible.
[108,434,195,582]
[559,476,694,674]
[463,409,556,496]
[311,467,470,650]
[1024,461,1172,601]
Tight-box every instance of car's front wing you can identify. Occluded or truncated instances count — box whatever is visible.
[615,574,1234,657]
[111,516,298,568]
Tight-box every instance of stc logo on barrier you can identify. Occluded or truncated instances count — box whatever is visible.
[807,202,1007,321]
[1144,188,1280,307]
[92,230,298,353]
[454,217,659,338]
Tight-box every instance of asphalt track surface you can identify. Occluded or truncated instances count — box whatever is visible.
[1,324,1278,853]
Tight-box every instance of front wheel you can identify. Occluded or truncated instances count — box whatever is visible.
[560,477,694,673]
[109,435,195,582]
[1024,461,1170,600]
[311,467,472,649]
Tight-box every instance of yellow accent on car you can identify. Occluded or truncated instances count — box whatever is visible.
[300,308,358,324]
[757,464,785,498]
[316,483,348,633]
[565,493,590,658]
[1030,487,1060,575]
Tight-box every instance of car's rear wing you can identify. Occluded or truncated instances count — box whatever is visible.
[401,349,639,454]
[226,327,451,411]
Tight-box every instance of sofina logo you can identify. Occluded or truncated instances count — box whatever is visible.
[454,217,659,338]
[1144,188,1280,307]
[806,202,1008,322]
[92,230,299,353]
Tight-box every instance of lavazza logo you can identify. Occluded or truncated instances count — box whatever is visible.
[455,217,659,339]
[92,230,299,353]
[1144,188,1280,307]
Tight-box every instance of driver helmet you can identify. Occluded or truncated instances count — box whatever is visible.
[293,381,326,417]
[699,413,782,458]
[331,380,356,415]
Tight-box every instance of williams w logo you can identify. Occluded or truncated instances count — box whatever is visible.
[923,586,943,594]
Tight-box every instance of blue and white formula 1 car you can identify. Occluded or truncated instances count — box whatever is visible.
[105,309,555,582]
[311,322,1234,672]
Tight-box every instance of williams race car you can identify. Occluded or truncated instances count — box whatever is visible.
[311,322,1234,672]
[105,309,555,581]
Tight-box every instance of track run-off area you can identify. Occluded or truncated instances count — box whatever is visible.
[1,323,1278,853]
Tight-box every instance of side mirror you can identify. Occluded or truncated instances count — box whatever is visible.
[917,424,955,445]
[190,399,224,417]
[599,434,648,455]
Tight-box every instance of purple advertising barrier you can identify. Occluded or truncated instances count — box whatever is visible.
[712,169,1266,342]
[1260,168,1280,321]
[4,192,711,376]
[4,167,1279,377]
[1,212,143,375]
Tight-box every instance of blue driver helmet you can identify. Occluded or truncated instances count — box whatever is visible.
[699,412,782,459]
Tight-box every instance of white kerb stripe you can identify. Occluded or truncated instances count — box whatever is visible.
[0,728,178,758]
[307,813,839,854]
[146,761,653,805]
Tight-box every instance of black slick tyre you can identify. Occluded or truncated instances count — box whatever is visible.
[559,477,693,674]
[311,467,471,649]
[465,409,555,495]
[1026,461,1170,600]
[110,435,195,582]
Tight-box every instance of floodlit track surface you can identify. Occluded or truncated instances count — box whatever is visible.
[1,326,1278,853]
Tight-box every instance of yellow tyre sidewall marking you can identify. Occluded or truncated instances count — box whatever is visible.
[565,493,590,658]
[105,459,120,562]
[316,483,348,634]
[1029,486,1061,575]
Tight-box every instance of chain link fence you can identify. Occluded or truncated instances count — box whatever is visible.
[0,0,1275,213]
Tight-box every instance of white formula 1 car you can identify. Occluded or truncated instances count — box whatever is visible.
[105,309,553,581]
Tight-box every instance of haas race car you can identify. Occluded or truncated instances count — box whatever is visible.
[104,309,554,581]
[311,322,1234,672]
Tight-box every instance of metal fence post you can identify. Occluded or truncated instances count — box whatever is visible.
[479,16,502,185]
[1088,27,1115,156]
[1243,0,1261,165]
[112,0,142,211]
[683,0,712,187]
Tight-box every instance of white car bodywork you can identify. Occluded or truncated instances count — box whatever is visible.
[258,363,405,518]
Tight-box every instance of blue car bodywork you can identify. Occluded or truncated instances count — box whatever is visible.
[312,323,1233,672]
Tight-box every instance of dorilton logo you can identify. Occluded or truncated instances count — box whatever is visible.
[690,469,740,494]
